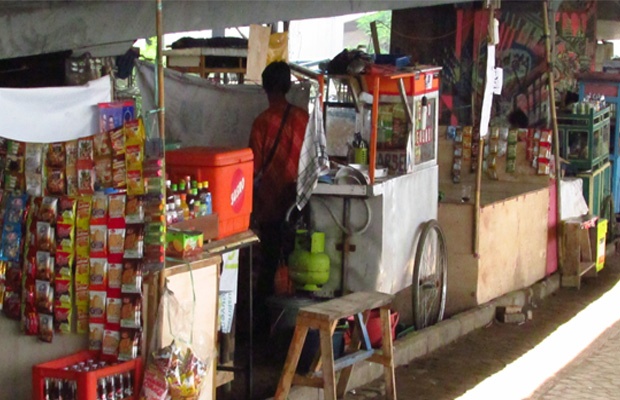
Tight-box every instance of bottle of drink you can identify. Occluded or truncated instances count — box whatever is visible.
[124,372,133,396]
[201,181,212,215]
[174,198,184,222]
[178,181,187,197]
[106,376,115,400]
[193,200,202,218]
[179,193,190,221]
[165,180,174,205]
[97,378,107,400]
[184,175,192,193]
[171,183,179,204]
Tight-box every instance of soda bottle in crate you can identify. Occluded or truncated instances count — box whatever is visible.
[33,350,142,400]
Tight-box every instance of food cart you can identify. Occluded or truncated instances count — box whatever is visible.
[307,66,448,329]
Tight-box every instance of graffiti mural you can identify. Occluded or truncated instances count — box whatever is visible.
[392,1,596,127]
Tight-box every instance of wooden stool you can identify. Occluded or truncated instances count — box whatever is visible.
[275,291,397,400]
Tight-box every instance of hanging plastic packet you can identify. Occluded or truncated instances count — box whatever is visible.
[118,328,141,361]
[89,322,105,350]
[123,224,144,259]
[102,329,120,357]
[35,279,54,314]
[89,290,107,320]
[125,196,144,224]
[54,307,72,333]
[65,140,79,196]
[121,259,142,294]
[89,257,108,288]
[120,293,141,328]
[106,296,122,324]
[39,313,54,343]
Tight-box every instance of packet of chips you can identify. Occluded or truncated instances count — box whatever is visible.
[94,131,113,158]
[89,322,104,350]
[125,196,144,224]
[120,293,141,328]
[78,168,95,195]
[54,251,73,279]
[109,194,127,221]
[102,329,120,357]
[77,136,95,162]
[124,224,144,259]
[121,259,142,294]
[106,296,122,324]
[108,262,122,289]
[35,279,54,314]
[54,307,72,334]
[39,313,54,343]
[118,328,141,361]
[89,290,107,320]
[89,257,108,288]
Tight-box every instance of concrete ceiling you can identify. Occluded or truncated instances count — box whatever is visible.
[0,0,475,60]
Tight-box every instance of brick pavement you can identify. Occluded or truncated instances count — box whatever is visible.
[343,252,620,400]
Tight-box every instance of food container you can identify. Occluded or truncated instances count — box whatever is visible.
[166,147,253,239]
[165,229,204,259]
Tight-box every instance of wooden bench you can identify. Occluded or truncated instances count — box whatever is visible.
[275,291,397,400]
[561,215,598,289]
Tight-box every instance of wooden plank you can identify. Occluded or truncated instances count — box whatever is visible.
[204,230,259,254]
[292,374,323,388]
[216,370,234,387]
[319,327,337,400]
[275,325,309,400]
[579,261,597,276]
[380,308,396,400]
[246,24,271,84]
[163,47,248,57]
[579,228,593,262]
[297,292,394,322]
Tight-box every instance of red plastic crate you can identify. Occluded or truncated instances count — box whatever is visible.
[32,350,142,400]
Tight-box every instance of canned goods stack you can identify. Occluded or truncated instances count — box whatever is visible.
[32,350,142,400]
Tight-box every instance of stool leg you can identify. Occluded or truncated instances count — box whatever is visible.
[275,324,309,400]
[319,322,337,400]
[380,307,396,400]
[337,316,364,397]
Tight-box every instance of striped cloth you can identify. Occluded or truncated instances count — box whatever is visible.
[296,99,328,210]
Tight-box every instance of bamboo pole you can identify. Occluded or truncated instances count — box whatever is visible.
[542,1,562,268]
[156,0,165,141]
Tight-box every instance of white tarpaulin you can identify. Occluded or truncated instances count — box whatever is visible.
[0,76,111,143]
[136,61,310,148]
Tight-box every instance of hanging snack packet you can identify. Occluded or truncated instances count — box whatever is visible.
[77,196,92,228]
[47,142,66,169]
[54,307,72,334]
[75,282,89,306]
[109,194,127,221]
[118,328,140,361]
[54,251,73,279]
[39,313,54,343]
[89,257,108,287]
[55,224,75,255]
[77,168,95,195]
[108,262,122,289]
[121,259,142,294]
[89,322,105,350]
[125,196,144,224]
[90,225,107,257]
[77,136,95,162]
[58,196,77,225]
[54,278,72,308]
[76,231,90,258]
[102,329,120,357]
[120,293,141,328]
[37,221,54,251]
[91,193,108,224]
[108,228,126,255]
[25,143,44,197]
[89,290,107,320]
[65,140,79,196]
[126,170,145,196]
[46,168,66,196]
[112,155,127,189]
[24,305,39,336]
[106,297,122,324]
[110,127,126,155]
[124,224,144,259]
[38,197,58,224]
[94,131,113,158]
[95,157,113,189]
[35,251,54,281]
[35,279,54,314]
[76,304,89,334]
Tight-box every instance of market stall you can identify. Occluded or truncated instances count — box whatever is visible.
[301,65,448,330]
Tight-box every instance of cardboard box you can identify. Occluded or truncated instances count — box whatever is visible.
[166,229,204,259]
[169,214,219,241]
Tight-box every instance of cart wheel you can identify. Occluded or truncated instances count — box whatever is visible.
[412,219,447,330]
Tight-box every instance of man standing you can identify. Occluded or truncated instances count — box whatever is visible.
[249,61,309,309]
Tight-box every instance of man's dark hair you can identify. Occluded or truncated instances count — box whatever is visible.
[262,61,291,95]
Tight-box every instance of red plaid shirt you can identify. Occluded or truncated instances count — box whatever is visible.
[250,101,308,224]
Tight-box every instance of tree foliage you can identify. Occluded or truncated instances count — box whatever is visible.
[355,11,392,54]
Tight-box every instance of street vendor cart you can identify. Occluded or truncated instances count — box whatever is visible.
[307,66,447,330]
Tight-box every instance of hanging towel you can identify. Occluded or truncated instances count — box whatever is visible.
[296,98,328,210]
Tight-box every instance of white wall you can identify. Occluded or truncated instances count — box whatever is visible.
[0,318,87,399]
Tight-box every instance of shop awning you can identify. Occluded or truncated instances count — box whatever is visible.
[0,0,474,60]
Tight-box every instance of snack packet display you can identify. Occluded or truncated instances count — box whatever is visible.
[102,328,120,357]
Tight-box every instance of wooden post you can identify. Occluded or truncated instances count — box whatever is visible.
[370,21,381,55]
[543,0,563,268]
[369,76,380,184]
[156,0,165,141]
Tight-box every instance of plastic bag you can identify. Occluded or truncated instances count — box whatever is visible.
[267,32,288,64]
[140,282,215,400]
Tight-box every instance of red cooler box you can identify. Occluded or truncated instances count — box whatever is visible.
[166,146,253,239]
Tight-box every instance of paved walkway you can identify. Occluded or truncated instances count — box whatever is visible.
[344,250,620,400]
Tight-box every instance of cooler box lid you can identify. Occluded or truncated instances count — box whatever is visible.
[166,146,253,167]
